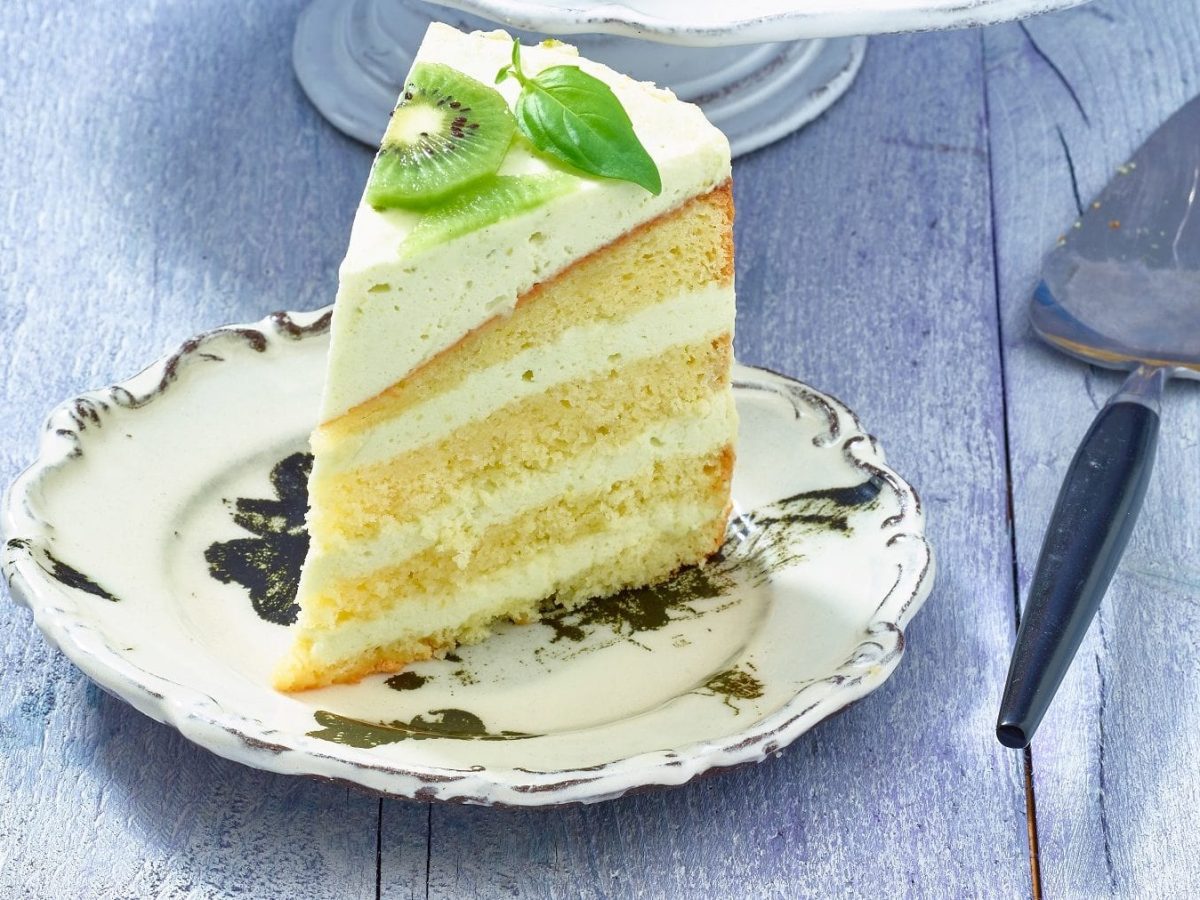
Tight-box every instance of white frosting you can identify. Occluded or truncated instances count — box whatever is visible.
[319,23,732,421]
[305,398,736,585]
[302,499,717,666]
[314,282,734,472]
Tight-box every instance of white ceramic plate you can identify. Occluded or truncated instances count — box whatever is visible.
[428,0,1089,44]
[2,310,933,807]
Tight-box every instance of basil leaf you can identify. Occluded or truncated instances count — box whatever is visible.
[515,65,662,195]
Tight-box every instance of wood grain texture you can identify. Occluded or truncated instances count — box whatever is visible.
[0,2,420,896]
[9,0,1198,895]
[983,0,1200,895]
[384,29,1033,900]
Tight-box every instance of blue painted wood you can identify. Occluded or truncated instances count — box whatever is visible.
[6,0,1199,895]
[0,2,418,895]
[386,27,1034,900]
[984,0,1200,895]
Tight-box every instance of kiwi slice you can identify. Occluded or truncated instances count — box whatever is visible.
[402,174,577,255]
[366,63,516,210]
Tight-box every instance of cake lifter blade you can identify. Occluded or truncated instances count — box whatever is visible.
[996,94,1200,749]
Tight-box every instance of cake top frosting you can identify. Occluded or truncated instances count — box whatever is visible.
[319,23,731,422]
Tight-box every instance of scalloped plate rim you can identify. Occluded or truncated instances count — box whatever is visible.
[1,307,935,807]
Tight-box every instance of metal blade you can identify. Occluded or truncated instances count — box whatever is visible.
[1060,93,1200,269]
[1035,93,1200,372]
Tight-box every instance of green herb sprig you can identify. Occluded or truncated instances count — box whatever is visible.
[496,40,662,195]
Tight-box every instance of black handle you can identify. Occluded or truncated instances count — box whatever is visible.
[996,398,1160,749]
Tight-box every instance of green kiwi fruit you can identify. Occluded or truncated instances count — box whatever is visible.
[402,174,577,255]
[366,63,516,210]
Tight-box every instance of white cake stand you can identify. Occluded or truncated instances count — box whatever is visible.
[293,0,1086,157]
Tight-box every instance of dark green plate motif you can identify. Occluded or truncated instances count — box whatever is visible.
[204,452,312,626]
[308,708,533,747]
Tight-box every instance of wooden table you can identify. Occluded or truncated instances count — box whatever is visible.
[3,1,1198,896]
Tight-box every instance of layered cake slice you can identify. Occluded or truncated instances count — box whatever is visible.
[275,24,736,690]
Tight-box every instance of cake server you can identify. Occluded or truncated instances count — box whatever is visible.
[996,93,1200,749]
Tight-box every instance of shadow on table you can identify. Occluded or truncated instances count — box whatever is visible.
[88,687,380,896]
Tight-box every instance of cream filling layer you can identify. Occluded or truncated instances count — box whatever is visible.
[296,499,717,666]
[314,281,735,474]
[302,399,736,586]
[320,24,732,420]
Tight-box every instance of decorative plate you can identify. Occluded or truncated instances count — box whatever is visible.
[427,0,1089,43]
[2,310,934,807]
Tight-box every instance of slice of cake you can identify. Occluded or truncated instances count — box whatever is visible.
[274,24,736,691]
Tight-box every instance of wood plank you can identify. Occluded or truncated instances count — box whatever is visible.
[385,28,1032,898]
[984,0,1200,894]
[0,2,419,894]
